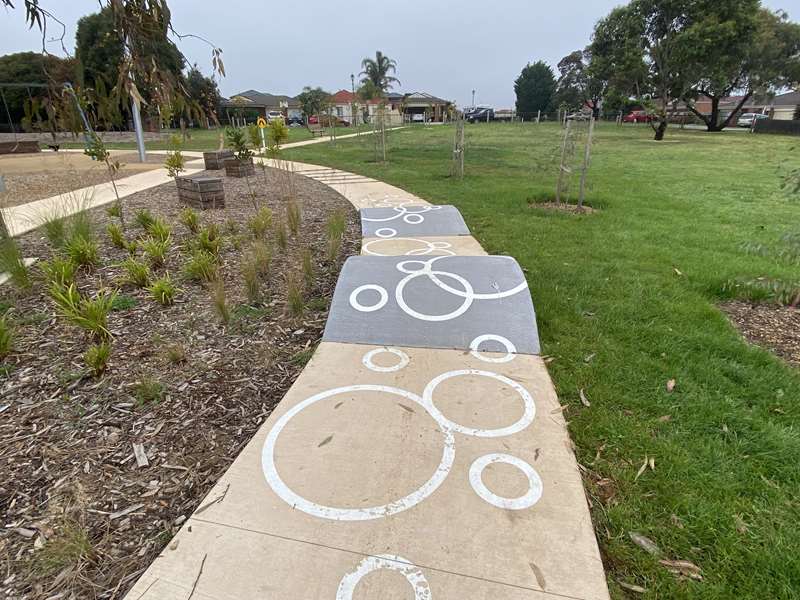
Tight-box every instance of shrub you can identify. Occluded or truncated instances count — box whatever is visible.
[149,274,178,305]
[49,283,117,340]
[0,238,31,288]
[211,278,231,324]
[106,222,127,249]
[184,250,218,282]
[196,225,221,255]
[286,272,305,317]
[106,201,122,219]
[134,377,164,405]
[287,199,301,236]
[247,207,273,238]
[164,135,186,178]
[146,217,172,243]
[134,208,155,230]
[274,219,287,250]
[141,236,170,269]
[0,316,13,359]
[301,246,315,287]
[65,235,100,268]
[119,257,150,288]
[39,256,78,287]
[179,207,200,234]
[226,126,254,161]
[84,341,111,376]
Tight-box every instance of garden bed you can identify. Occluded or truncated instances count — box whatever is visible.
[0,165,360,598]
[721,301,800,366]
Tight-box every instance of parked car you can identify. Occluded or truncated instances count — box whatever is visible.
[286,115,304,127]
[307,115,319,125]
[737,113,769,128]
[466,107,494,123]
[266,110,284,122]
[411,113,426,123]
[622,110,655,123]
[566,111,591,121]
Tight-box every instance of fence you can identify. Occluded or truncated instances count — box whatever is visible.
[754,119,800,136]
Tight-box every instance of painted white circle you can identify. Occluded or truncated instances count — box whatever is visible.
[349,284,388,313]
[469,453,543,510]
[363,347,410,373]
[396,259,429,274]
[262,385,455,521]
[422,369,535,438]
[403,213,424,224]
[469,334,517,363]
[362,238,454,257]
[375,228,397,238]
[395,269,474,322]
[336,554,432,600]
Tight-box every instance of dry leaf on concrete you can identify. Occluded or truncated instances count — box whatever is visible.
[628,532,662,556]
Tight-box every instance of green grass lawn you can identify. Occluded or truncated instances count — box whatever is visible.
[54,123,374,151]
[283,123,800,599]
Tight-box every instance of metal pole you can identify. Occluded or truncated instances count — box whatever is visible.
[131,97,146,162]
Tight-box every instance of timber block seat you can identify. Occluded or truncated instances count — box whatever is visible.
[176,175,225,209]
[202,150,234,170]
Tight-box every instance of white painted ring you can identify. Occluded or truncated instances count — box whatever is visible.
[422,369,535,438]
[403,212,424,224]
[363,347,410,373]
[262,385,456,521]
[469,453,543,510]
[469,334,517,363]
[336,554,432,599]
[395,269,474,322]
[349,284,388,312]
[375,228,397,239]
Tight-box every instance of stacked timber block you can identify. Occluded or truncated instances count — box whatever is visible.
[224,157,255,178]
[202,150,233,170]
[176,176,225,209]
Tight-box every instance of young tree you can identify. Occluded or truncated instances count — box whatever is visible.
[682,8,800,131]
[514,61,556,118]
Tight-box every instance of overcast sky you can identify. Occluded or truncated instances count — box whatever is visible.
[2,0,798,108]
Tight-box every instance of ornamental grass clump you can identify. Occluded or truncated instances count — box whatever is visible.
[184,249,218,283]
[0,238,31,289]
[64,234,100,269]
[247,207,272,239]
[211,278,231,324]
[179,207,200,234]
[84,341,111,377]
[149,274,178,305]
[287,199,301,236]
[49,283,117,340]
[146,217,172,243]
[106,222,126,249]
[39,256,78,287]
[141,236,170,269]
[0,315,13,359]
[119,257,150,288]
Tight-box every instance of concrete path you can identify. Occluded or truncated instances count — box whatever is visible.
[125,162,610,599]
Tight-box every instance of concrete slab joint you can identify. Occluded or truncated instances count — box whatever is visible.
[123,160,610,600]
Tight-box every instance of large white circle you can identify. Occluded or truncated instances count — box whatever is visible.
[422,369,535,438]
[395,268,474,322]
[469,334,517,363]
[336,554,432,600]
[363,347,410,373]
[262,385,455,521]
[350,284,388,312]
[469,453,543,510]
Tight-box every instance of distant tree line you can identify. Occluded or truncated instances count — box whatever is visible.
[515,0,800,139]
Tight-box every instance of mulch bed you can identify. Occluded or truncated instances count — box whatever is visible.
[529,201,598,214]
[0,166,360,598]
[721,301,800,366]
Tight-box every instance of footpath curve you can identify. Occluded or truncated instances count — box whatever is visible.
[119,160,611,600]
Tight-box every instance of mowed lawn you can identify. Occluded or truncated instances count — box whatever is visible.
[284,123,800,599]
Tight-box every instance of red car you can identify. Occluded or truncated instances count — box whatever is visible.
[622,110,656,123]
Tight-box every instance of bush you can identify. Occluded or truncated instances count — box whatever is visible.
[65,235,100,269]
[141,236,170,269]
[179,207,200,234]
[84,341,111,376]
[247,207,273,238]
[106,223,126,249]
[119,257,150,288]
[0,316,13,359]
[39,256,78,287]
[0,238,31,288]
[106,201,122,219]
[149,274,178,305]
[184,250,218,282]
[196,225,221,255]
[134,208,155,230]
[49,283,117,340]
[146,217,172,243]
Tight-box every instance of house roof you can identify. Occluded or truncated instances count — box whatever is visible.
[221,89,300,108]
[330,90,355,103]
[401,91,449,104]
[773,90,800,107]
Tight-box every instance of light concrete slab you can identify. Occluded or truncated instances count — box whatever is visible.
[360,205,470,238]
[361,235,487,257]
[127,519,567,600]
[124,342,607,600]
[323,255,540,355]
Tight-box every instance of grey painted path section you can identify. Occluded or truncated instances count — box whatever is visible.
[360,205,470,238]
[323,255,541,354]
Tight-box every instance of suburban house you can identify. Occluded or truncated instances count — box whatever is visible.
[328,90,453,125]
[770,90,800,120]
[668,91,800,123]
[220,90,302,125]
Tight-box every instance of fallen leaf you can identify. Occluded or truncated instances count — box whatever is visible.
[628,531,662,556]
[666,379,676,392]
[659,559,703,581]
[618,581,647,593]
[635,456,649,481]
[670,514,685,529]
[658,415,672,422]
[673,267,683,276]
[648,457,656,471]
[584,353,596,363]
[579,388,591,407]
[734,514,749,534]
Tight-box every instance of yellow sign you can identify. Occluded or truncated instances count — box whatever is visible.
[257,117,267,129]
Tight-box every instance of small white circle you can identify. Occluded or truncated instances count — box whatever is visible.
[422,369,535,438]
[375,228,397,238]
[363,347,410,373]
[404,213,424,224]
[469,453,543,510]
[336,554,432,599]
[349,285,388,313]
[469,334,517,363]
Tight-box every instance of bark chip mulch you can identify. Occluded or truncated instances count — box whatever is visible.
[0,165,360,599]
[721,301,800,366]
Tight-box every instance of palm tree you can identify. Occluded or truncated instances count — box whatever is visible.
[359,51,400,97]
